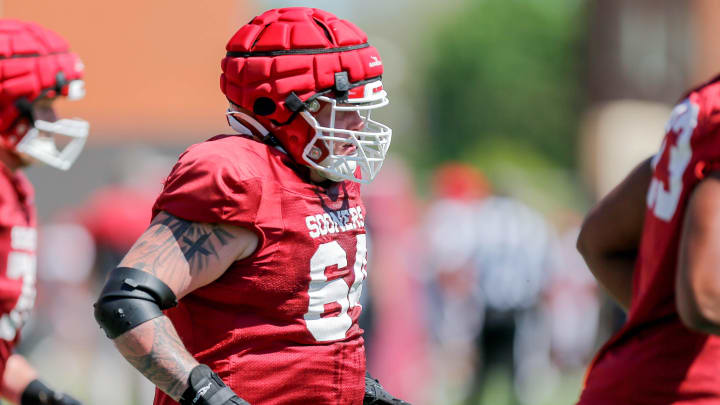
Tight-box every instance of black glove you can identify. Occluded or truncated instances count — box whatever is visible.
[20,379,82,405]
[363,372,412,405]
[179,365,250,405]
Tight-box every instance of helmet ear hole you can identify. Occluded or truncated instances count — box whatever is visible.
[253,97,276,116]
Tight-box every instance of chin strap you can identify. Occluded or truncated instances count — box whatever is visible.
[225,109,288,153]
[226,114,253,136]
[226,109,269,138]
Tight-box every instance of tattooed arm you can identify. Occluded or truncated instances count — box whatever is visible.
[110,210,258,400]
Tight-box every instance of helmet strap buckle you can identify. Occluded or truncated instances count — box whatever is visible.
[333,72,350,103]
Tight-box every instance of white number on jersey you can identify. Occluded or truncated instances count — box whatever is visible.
[647,98,699,221]
[304,234,367,342]
[0,226,37,340]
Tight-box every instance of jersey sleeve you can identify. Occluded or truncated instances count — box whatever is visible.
[684,84,720,180]
[0,186,14,227]
[0,170,34,227]
[153,144,263,229]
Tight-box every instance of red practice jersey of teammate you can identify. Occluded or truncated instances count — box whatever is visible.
[152,135,368,405]
[580,75,720,404]
[0,165,36,379]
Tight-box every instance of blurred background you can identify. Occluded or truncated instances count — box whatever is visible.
[1,0,719,404]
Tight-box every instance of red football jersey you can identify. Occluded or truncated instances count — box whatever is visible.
[0,164,36,379]
[152,135,368,405]
[579,75,720,404]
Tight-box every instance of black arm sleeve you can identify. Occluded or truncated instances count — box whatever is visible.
[93,267,177,339]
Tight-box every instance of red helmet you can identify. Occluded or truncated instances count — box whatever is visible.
[0,19,88,170]
[432,163,490,200]
[221,8,391,183]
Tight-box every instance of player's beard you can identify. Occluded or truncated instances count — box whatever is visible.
[15,152,33,168]
[0,148,31,171]
[316,156,358,182]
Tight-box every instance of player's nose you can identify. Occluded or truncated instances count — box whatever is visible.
[346,111,364,132]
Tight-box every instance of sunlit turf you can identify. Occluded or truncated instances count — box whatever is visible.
[455,367,585,405]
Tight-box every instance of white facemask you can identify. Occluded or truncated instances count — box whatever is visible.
[300,80,392,184]
[16,118,89,170]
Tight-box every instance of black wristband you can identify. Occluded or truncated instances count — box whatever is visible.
[364,373,412,405]
[21,379,57,405]
[180,365,246,405]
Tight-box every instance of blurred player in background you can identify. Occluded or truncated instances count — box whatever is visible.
[361,159,431,404]
[577,74,720,403]
[0,19,88,405]
[423,163,553,405]
[95,7,409,405]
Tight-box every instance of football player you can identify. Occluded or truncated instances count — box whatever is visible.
[0,19,88,405]
[577,74,720,403]
[94,7,409,405]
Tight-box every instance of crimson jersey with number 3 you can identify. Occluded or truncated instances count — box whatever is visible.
[580,76,720,404]
[0,165,36,379]
[152,135,368,405]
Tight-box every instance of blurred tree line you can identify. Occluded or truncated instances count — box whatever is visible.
[414,0,588,210]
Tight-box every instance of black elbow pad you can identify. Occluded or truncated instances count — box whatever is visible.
[94,267,178,339]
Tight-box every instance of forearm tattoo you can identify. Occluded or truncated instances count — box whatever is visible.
[114,316,198,401]
[113,213,240,399]
[123,212,236,285]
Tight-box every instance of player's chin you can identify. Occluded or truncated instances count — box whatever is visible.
[15,152,34,168]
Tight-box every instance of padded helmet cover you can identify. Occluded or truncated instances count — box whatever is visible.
[0,19,84,147]
[220,7,384,166]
